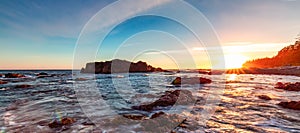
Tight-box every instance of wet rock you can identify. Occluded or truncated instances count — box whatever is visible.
[278,101,300,110]
[250,78,255,80]
[75,78,87,81]
[150,112,165,119]
[123,114,146,120]
[258,95,271,100]
[5,73,25,78]
[48,117,76,128]
[82,120,95,126]
[275,82,300,91]
[37,72,48,76]
[171,77,212,85]
[15,84,32,89]
[36,72,52,78]
[132,90,195,111]
[0,74,3,77]
[0,80,8,84]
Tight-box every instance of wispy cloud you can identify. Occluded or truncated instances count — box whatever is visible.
[84,0,172,34]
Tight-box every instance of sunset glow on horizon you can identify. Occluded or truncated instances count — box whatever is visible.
[0,0,299,70]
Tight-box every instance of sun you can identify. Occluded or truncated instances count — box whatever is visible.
[224,54,248,69]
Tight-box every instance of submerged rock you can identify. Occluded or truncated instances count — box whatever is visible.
[150,112,165,119]
[123,114,146,120]
[278,101,300,110]
[171,77,212,85]
[275,82,300,91]
[48,117,76,128]
[5,73,25,78]
[74,78,87,81]
[0,80,8,84]
[37,72,48,76]
[258,95,271,100]
[14,84,32,89]
[132,90,195,111]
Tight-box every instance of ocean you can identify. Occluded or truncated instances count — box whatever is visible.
[0,70,300,132]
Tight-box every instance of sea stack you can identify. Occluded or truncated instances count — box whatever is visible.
[81,59,165,74]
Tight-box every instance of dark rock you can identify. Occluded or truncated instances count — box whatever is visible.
[75,78,87,81]
[150,112,165,119]
[81,59,165,74]
[258,95,271,100]
[5,73,25,78]
[199,70,211,75]
[132,90,195,111]
[123,114,146,120]
[15,84,32,89]
[275,82,300,91]
[36,72,52,78]
[0,74,3,77]
[278,101,300,110]
[48,117,76,128]
[171,77,212,85]
[250,78,255,80]
[82,120,95,125]
[0,80,8,84]
[37,72,48,76]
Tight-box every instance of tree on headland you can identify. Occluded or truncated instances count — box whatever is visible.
[243,34,300,68]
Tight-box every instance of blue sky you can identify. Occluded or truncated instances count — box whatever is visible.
[0,0,299,69]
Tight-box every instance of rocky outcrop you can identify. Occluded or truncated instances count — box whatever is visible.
[171,77,212,85]
[243,40,300,68]
[81,59,165,74]
[132,89,195,112]
[4,73,25,78]
[278,101,300,110]
[275,82,300,91]
[48,117,76,128]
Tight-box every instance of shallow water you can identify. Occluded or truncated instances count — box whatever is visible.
[0,70,300,132]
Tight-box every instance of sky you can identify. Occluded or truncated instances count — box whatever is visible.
[0,0,299,69]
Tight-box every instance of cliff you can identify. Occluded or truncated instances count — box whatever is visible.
[243,40,300,68]
[80,59,165,74]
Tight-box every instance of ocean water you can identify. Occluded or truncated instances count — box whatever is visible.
[0,70,300,132]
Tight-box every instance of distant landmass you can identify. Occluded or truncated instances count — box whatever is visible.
[81,59,165,74]
[243,40,300,68]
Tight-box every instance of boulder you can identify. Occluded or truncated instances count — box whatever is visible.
[132,90,195,111]
[0,80,8,84]
[48,117,76,128]
[275,82,300,91]
[5,73,25,78]
[171,77,212,85]
[278,101,300,110]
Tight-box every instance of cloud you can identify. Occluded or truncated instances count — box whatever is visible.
[83,0,172,34]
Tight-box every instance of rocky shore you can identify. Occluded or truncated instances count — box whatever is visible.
[226,66,300,76]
